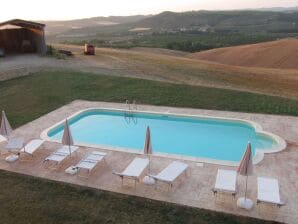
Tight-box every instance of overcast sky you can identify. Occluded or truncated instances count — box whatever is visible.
[1,0,297,21]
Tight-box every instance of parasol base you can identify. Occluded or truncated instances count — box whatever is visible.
[237,197,253,210]
[143,176,155,185]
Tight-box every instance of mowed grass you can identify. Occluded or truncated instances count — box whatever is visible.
[0,170,280,224]
[0,71,298,128]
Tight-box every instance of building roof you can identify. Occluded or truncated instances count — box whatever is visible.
[0,24,23,30]
[0,19,45,30]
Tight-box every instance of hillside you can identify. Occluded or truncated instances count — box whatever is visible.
[133,10,298,31]
[42,15,150,35]
[46,9,298,52]
[251,6,298,12]
[51,9,298,37]
[189,39,298,69]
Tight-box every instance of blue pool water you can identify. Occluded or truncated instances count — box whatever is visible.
[48,110,276,162]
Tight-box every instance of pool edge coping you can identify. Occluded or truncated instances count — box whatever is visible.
[40,107,287,167]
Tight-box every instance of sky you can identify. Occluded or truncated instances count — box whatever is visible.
[1,0,297,21]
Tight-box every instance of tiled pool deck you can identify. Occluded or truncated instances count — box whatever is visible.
[1,100,297,223]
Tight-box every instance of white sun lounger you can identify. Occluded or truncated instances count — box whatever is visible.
[19,139,45,157]
[1,137,25,155]
[257,177,285,207]
[113,158,149,187]
[44,145,78,167]
[75,151,107,176]
[149,161,188,188]
[212,169,237,196]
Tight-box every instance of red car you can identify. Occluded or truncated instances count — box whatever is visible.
[84,44,95,55]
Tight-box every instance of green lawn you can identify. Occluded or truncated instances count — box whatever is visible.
[0,170,280,224]
[0,71,297,128]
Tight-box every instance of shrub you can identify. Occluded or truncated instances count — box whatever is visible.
[46,45,66,59]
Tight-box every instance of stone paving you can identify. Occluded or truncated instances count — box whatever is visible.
[0,100,297,223]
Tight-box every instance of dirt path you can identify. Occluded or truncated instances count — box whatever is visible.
[1,44,298,100]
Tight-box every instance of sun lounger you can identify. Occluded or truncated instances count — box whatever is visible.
[1,137,24,155]
[113,158,149,187]
[149,161,188,188]
[75,151,107,177]
[19,139,45,158]
[4,137,24,150]
[212,169,237,196]
[44,145,78,167]
[257,177,285,207]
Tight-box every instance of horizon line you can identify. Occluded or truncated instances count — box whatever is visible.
[1,5,297,23]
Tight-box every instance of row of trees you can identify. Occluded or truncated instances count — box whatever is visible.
[166,41,214,52]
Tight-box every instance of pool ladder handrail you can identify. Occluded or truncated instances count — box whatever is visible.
[132,100,137,111]
[131,100,138,124]
[125,100,131,112]
[124,100,137,119]
[125,100,130,118]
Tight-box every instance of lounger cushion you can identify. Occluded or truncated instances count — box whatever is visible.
[19,139,45,154]
[120,158,149,178]
[76,161,98,170]
[44,146,78,163]
[45,153,68,162]
[90,151,107,156]
[5,137,24,150]
[85,152,107,162]
[76,151,106,170]
[57,145,79,154]
[258,177,281,204]
[214,169,237,193]
[151,161,188,182]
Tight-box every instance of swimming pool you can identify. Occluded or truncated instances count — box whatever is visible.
[44,108,286,165]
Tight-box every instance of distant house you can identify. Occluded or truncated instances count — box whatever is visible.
[0,19,46,55]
